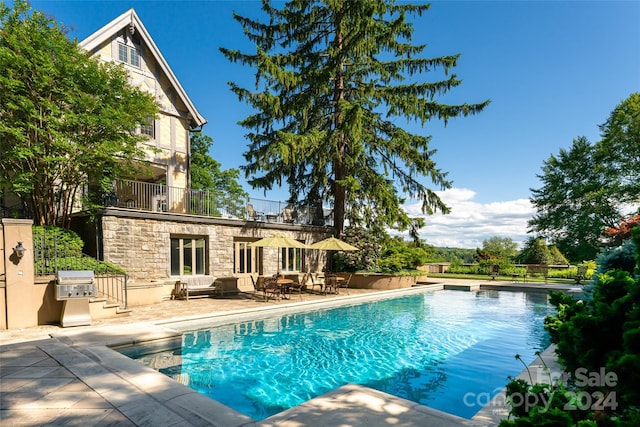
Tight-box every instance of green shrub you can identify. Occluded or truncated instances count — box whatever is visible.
[333,226,382,272]
[503,227,640,425]
[33,225,126,275]
[376,239,429,273]
[33,225,84,254]
[596,240,636,274]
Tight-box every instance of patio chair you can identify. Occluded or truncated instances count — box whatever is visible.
[250,275,266,300]
[247,203,264,221]
[324,274,339,295]
[299,272,310,291]
[339,273,352,295]
[309,273,325,294]
[286,274,305,301]
[263,277,282,302]
[282,207,295,224]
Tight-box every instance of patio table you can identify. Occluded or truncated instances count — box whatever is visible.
[277,278,294,299]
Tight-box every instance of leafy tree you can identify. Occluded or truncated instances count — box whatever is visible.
[0,1,158,227]
[480,236,518,260]
[427,247,475,264]
[529,93,640,263]
[528,137,620,262]
[605,213,640,247]
[189,132,248,217]
[220,0,489,237]
[597,92,640,202]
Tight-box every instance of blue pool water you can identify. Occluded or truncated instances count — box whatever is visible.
[123,290,553,421]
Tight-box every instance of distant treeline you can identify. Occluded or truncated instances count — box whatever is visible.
[425,247,476,264]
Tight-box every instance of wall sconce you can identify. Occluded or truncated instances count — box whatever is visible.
[13,241,27,259]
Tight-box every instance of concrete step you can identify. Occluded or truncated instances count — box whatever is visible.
[89,299,131,320]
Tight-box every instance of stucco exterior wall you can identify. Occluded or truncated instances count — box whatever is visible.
[85,28,194,192]
[1,219,37,329]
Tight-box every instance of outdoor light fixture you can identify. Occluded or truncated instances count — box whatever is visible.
[13,241,27,259]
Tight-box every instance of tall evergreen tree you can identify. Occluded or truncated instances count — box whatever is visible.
[220,0,489,236]
[518,237,552,265]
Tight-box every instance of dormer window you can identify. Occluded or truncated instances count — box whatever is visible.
[118,42,141,68]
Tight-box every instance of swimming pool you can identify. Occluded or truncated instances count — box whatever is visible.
[122,290,552,421]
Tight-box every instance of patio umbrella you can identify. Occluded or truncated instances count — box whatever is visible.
[308,236,359,272]
[308,236,359,251]
[249,234,307,275]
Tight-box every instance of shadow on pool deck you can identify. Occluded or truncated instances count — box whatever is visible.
[1,280,579,426]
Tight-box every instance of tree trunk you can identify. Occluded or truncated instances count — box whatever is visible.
[332,19,346,236]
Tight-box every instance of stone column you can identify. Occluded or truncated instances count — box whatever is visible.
[2,219,36,329]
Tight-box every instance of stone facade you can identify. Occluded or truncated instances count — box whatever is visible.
[98,209,329,286]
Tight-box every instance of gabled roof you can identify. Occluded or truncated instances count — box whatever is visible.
[80,8,207,128]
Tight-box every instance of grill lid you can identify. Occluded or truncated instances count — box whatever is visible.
[57,270,95,285]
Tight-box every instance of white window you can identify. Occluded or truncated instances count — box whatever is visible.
[118,43,128,63]
[117,43,141,68]
[281,247,304,273]
[140,117,154,138]
[234,241,260,274]
[129,47,140,67]
[171,237,206,276]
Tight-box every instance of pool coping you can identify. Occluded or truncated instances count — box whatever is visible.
[24,282,573,426]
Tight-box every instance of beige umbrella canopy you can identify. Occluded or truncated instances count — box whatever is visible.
[309,236,359,273]
[308,236,359,251]
[249,234,307,249]
[249,234,307,275]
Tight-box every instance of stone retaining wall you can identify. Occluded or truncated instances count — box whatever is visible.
[341,273,428,290]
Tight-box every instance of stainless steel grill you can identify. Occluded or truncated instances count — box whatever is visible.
[56,270,95,327]
[56,270,96,300]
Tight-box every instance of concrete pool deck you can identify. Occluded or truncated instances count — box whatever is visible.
[1,279,581,426]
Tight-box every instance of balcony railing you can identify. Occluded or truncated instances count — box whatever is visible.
[103,179,333,226]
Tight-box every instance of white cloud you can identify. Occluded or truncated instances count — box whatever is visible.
[399,188,536,249]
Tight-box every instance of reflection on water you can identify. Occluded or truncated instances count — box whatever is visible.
[122,290,553,421]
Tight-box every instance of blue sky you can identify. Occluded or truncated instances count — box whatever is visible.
[26,1,640,248]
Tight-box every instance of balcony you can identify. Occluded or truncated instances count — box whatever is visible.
[101,179,333,226]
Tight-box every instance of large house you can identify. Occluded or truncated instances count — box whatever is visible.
[0,8,333,329]
[79,9,206,193]
[71,9,331,304]
[59,9,330,306]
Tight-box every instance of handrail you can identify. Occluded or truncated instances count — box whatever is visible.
[33,230,129,308]
[107,179,333,226]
